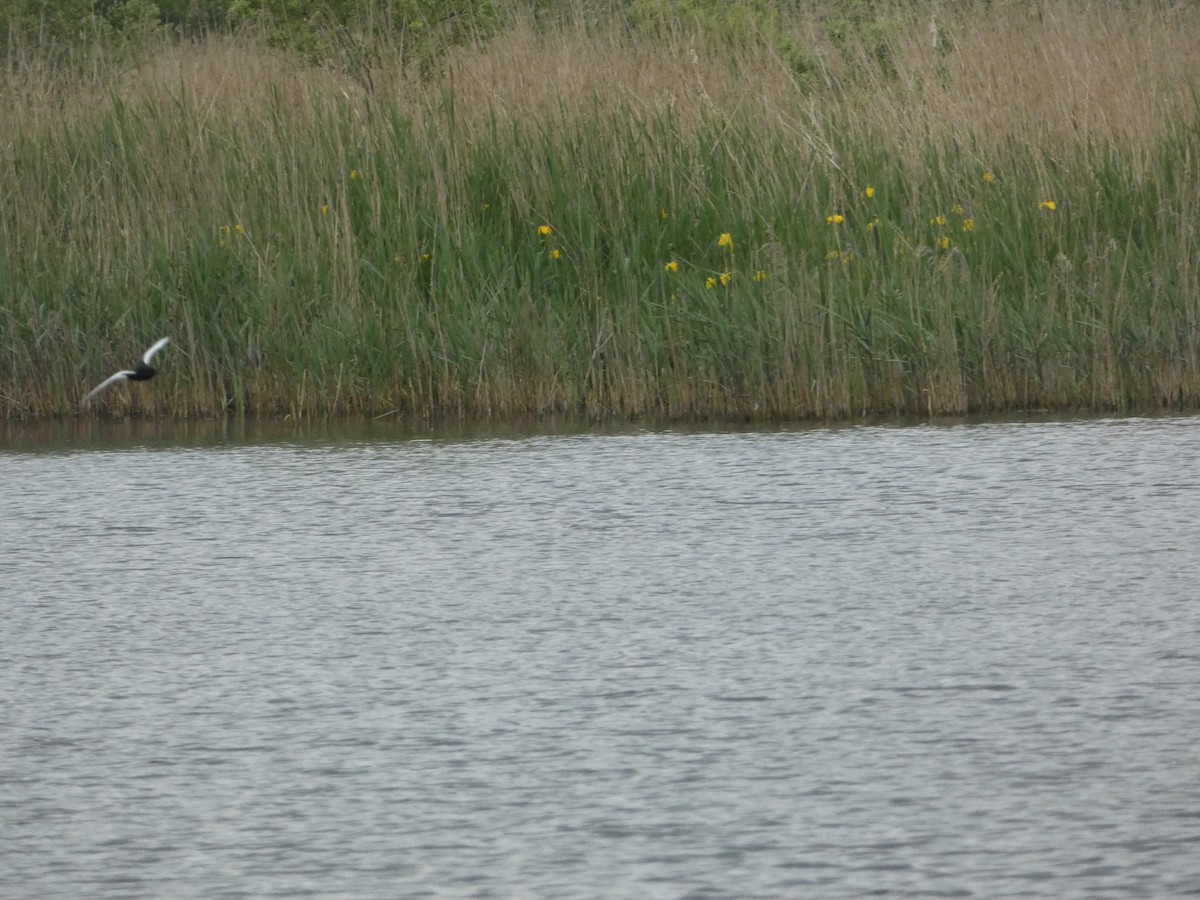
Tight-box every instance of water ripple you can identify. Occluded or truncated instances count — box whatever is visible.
[3,417,1200,897]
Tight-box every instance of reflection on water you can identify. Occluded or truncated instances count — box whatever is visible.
[0,413,618,453]
[3,416,1199,898]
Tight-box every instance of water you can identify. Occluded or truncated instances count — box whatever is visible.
[3,416,1199,898]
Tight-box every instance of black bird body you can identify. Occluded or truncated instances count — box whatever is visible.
[83,337,171,404]
[124,360,158,382]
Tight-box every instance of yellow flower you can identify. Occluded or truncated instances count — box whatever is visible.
[422,252,431,262]
[982,171,995,184]
[320,204,330,216]
[962,218,975,232]
[718,232,734,249]
[660,208,669,220]
[538,224,553,236]
[939,237,952,250]
[931,214,947,227]
[234,223,244,234]
[719,272,732,286]
[866,217,881,233]
[664,260,679,273]
[350,169,360,180]
[705,276,717,289]
[1039,200,1057,211]
[753,270,768,282]
[825,250,842,261]
[826,214,845,225]
[951,204,964,216]
[863,186,875,199]
[549,249,561,259]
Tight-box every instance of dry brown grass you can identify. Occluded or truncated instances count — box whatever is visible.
[427,2,1200,155]
[7,1,1192,160]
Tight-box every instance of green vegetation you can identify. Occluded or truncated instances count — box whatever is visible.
[2,1,1199,420]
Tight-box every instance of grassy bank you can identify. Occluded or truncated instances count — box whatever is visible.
[2,1,1199,421]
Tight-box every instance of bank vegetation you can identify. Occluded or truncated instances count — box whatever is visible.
[2,0,1198,420]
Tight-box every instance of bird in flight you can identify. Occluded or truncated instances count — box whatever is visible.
[83,337,171,405]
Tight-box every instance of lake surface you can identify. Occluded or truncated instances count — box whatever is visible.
[3,415,1199,898]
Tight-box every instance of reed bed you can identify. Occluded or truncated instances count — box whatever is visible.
[2,1,1198,420]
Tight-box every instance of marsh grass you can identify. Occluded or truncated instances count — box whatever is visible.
[2,0,1199,420]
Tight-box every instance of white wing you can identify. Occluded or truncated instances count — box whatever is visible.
[82,371,134,404]
[141,337,171,364]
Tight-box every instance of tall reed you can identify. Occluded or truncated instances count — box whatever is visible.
[2,1,1198,420]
